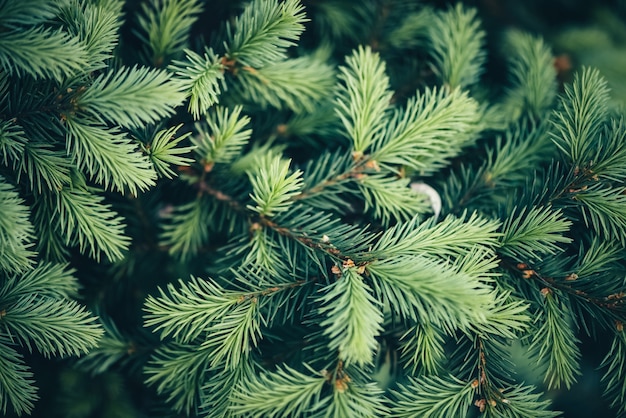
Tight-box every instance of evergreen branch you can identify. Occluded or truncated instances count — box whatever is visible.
[145,124,194,179]
[371,86,482,174]
[44,186,130,261]
[144,342,212,415]
[201,358,258,417]
[65,117,156,195]
[574,185,626,243]
[335,45,392,153]
[367,255,493,330]
[389,374,475,418]
[74,316,136,375]
[386,8,433,50]
[502,30,557,117]
[528,289,582,390]
[225,0,307,68]
[199,296,261,370]
[18,142,72,193]
[193,105,252,166]
[358,174,432,225]
[159,197,213,259]
[318,266,383,367]
[0,178,35,274]
[0,341,37,416]
[144,277,241,343]
[76,66,185,129]
[58,0,122,69]
[551,67,610,165]
[600,330,626,417]
[1,295,103,358]
[574,237,623,279]
[0,0,56,27]
[247,155,303,217]
[372,211,501,258]
[428,4,486,89]
[0,263,78,303]
[399,321,446,375]
[136,0,203,66]
[499,205,572,262]
[483,384,560,418]
[0,120,27,168]
[230,56,335,113]
[322,380,389,418]
[470,291,531,339]
[229,364,327,417]
[589,117,626,182]
[483,120,555,187]
[170,48,224,119]
[0,26,87,81]
[237,227,285,275]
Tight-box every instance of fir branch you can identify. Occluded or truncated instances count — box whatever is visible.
[42,186,130,261]
[367,254,493,330]
[317,266,383,367]
[600,330,626,417]
[502,30,558,117]
[0,178,36,274]
[64,117,156,195]
[75,66,185,129]
[144,342,212,415]
[590,117,626,182]
[247,155,303,217]
[470,291,530,339]
[225,0,307,68]
[428,4,486,89]
[144,124,194,179]
[371,86,482,174]
[551,67,610,165]
[18,142,72,193]
[170,48,225,119]
[159,196,213,259]
[230,56,335,113]
[499,205,572,262]
[199,295,261,370]
[0,263,78,302]
[528,289,582,390]
[136,0,203,66]
[193,105,252,166]
[482,120,555,188]
[237,227,285,275]
[335,45,392,153]
[574,185,626,244]
[229,364,327,417]
[0,341,37,416]
[201,358,258,417]
[357,174,432,224]
[322,379,389,418]
[399,321,447,375]
[144,277,242,343]
[1,295,103,358]
[58,0,122,70]
[0,26,87,81]
[389,374,475,418]
[74,316,137,375]
[0,120,27,168]
[386,8,434,50]
[0,0,56,27]
[483,384,560,418]
[371,211,501,258]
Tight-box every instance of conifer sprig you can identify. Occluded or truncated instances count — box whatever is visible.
[225,0,307,68]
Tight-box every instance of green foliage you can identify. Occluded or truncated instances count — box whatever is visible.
[428,3,486,89]
[2,0,626,417]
